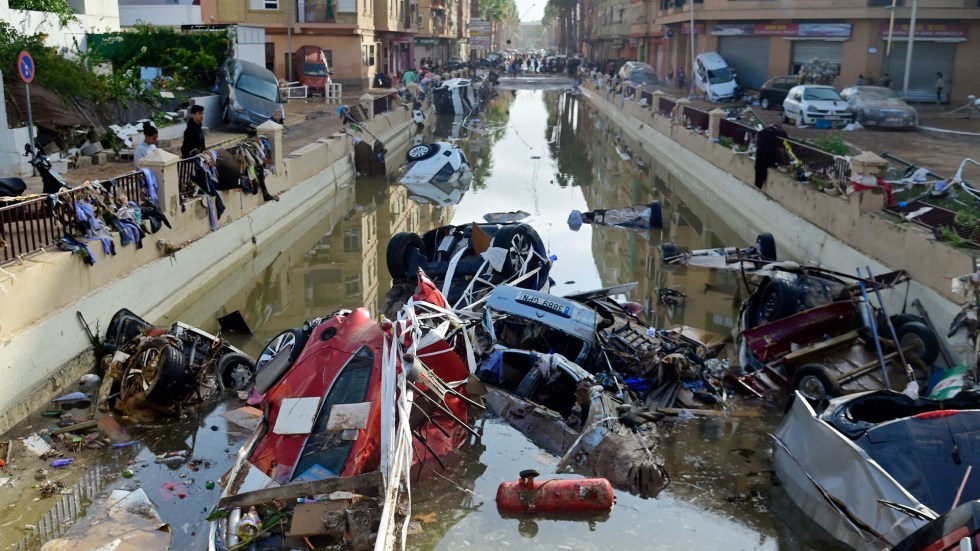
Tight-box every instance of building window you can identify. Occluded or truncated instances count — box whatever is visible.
[344,228,361,252]
[362,45,375,67]
[345,274,362,297]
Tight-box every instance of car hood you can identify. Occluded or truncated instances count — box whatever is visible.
[857,98,913,110]
[805,99,850,110]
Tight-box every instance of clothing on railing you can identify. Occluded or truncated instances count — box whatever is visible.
[60,235,96,266]
[74,195,116,256]
[139,168,160,206]
[192,153,226,220]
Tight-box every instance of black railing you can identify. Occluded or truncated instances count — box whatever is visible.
[718,118,757,147]
[683,106,710,131]
[659,97,676,117]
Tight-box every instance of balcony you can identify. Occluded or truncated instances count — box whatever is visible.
[297,1,360,25]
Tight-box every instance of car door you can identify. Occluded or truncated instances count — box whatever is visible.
[774,77,795,104]
[785,87,803,118]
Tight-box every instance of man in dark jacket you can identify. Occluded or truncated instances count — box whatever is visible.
[754,124,788,189]
[180,105,206,159]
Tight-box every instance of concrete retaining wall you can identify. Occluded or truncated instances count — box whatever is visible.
[583,85,965,335]
[0,106,412,433]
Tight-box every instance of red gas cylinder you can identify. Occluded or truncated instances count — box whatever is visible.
[496,469,615,514]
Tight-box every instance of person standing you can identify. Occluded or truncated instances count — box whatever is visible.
[881,72,892,88]
[676,68,686,91]
[935,72,944,104]
[755,124,788,189]
[856,74,865,86]
[181,105,206,159]
[402,67,417,86]
[133,122,158,169]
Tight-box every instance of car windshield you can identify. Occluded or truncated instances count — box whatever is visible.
[708,67,734,84]
[237,73,281,102]
[858,87,899,100]
[302,63,327,76]
[631,71,659,85]
[803,88,843,101]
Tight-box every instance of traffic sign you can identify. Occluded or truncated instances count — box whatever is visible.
[17,51,35,84]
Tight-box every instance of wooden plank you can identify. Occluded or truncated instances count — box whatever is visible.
[217,471,383,510]
[781,330,860,363]
[50,420,98,435]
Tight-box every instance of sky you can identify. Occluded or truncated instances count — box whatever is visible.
[515,0,544,22]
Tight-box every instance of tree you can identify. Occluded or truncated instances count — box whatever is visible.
[8,0,77,26]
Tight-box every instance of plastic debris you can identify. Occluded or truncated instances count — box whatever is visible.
[49,458,74,468]
[52,391,89,403]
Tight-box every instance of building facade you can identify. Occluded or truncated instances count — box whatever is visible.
[584,0,980,104]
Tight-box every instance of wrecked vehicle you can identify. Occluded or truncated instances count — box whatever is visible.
[399,142,472,188]
[385,222,552,310]
[567,201,663,230]
[209,273,479,550]
[99,309,256,418]
[477,348,669,497]
[479,285,727,409]
[774,390,980,550]
[735,266,940,401]
[432,78,476,115]
[660,232,777,270]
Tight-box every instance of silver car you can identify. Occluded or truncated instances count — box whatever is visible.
[840,86,918,129]
[220,59,285,128]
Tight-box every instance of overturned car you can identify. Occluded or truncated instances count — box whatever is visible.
[99,309,256,418]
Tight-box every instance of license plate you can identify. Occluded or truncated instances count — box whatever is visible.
[515,293,571,317]
[885,117,901,123]
[823,116,841,121]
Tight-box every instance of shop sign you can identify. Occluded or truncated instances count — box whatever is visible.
[415,37,437,45]
[680,22,705,34]
[710,22,850,38]
[879,22,967,38]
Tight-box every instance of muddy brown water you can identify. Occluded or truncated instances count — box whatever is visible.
[2,87,849,550]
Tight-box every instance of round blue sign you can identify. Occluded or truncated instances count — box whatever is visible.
[17,51,35,84]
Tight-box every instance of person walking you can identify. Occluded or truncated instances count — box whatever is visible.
[935,72,944,104]
[676,68,686,92]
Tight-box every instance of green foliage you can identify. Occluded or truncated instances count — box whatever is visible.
[954,209,980,231]
[717,136,734,149]
[0,21,105,103]
[8,0,77,25]
[939,226,969,247]
[814,134,850,156]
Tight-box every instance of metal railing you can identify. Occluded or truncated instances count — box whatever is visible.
[105,170,146,203]
[718,118,757,147]
[782,138,851,184]
[683,106,710,131]
[0,188,82,265]
[659,97,676,117]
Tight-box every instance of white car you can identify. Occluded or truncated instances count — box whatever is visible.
[782,85,854,128]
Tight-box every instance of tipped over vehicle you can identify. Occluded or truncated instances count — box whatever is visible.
[220,58,285,128]
[99,309,256,418]
[398,141,472,188]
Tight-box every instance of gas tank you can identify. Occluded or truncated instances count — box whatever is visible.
[496,469,614,514]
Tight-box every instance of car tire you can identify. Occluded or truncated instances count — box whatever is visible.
[386,231,426,281]
[123,338,191,406]
[795,113,806,128]
[897,321,940,367]
[253,328,308,394]
[755,233,777,261]
[792,364,842,403]
[750,278,798,327]
[492,224,533,278]
[407,144,437,161]
[782,110,789,124]
[761,97,770,110]
[219,353,257,390]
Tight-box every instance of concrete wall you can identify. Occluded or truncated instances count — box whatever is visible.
[0,106,413,434]
[120,4,202,26]
[584,84,965,336]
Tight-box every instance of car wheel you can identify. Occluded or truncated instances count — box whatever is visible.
[795,112,806,128]
[782,109,789,124]
[750,279,798,327]
[407,144,437,161]
[761,97,770,110]
[492,224,533,277]
[792,364,842,403]
[121,338,191,406]
[386,231,426,281]
[897,321,940,367]
[219,353,257,390]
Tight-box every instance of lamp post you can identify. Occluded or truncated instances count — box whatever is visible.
[689,0,695,89]
[901,0,918,102]
[286,0,294,81]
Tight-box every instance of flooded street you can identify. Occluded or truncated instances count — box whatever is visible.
[4,86,847,550]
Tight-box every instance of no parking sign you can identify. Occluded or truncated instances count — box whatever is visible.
[17,51,35,84]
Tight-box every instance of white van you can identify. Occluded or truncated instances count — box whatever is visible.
[694,52,738,102]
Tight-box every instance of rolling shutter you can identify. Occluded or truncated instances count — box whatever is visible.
[884,42,956,102]
[791,41,843,74]
[717,36,771,89]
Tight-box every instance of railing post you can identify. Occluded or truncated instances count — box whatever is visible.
[360,93,375,118]
[651,90,664,115]
[708,108,727,141]
[850,151,889,211]
[139,149,181,217]
[673,98,690,124]
[257,119,284,172]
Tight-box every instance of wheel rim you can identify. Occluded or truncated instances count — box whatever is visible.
[408,145,428,159]
[225,362,254,389]
[258,333,296,370]
[506,233,531,274]
[121,348,160,401]
[901,333,926,358]
[797,375,827,401]
[759,291,780,322]
[761,98,769,109]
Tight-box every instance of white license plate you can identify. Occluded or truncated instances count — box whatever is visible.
[885,117,901,123]
[515,293,571,317]
[823,116,841,121]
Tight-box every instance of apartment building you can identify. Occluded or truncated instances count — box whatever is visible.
[587,0,980,104]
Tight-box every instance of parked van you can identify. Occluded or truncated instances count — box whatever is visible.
[694,52,738,102]
[220,58,285,128]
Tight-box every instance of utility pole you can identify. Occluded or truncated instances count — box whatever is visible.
[286,0,293,81]
[901,0,917,101]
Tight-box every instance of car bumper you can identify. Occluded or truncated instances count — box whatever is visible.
[801,114,854,127]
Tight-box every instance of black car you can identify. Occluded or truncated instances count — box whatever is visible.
[758,75,797,110]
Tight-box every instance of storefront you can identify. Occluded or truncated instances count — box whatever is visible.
[880,22,964,102]
[716,35,770,88]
